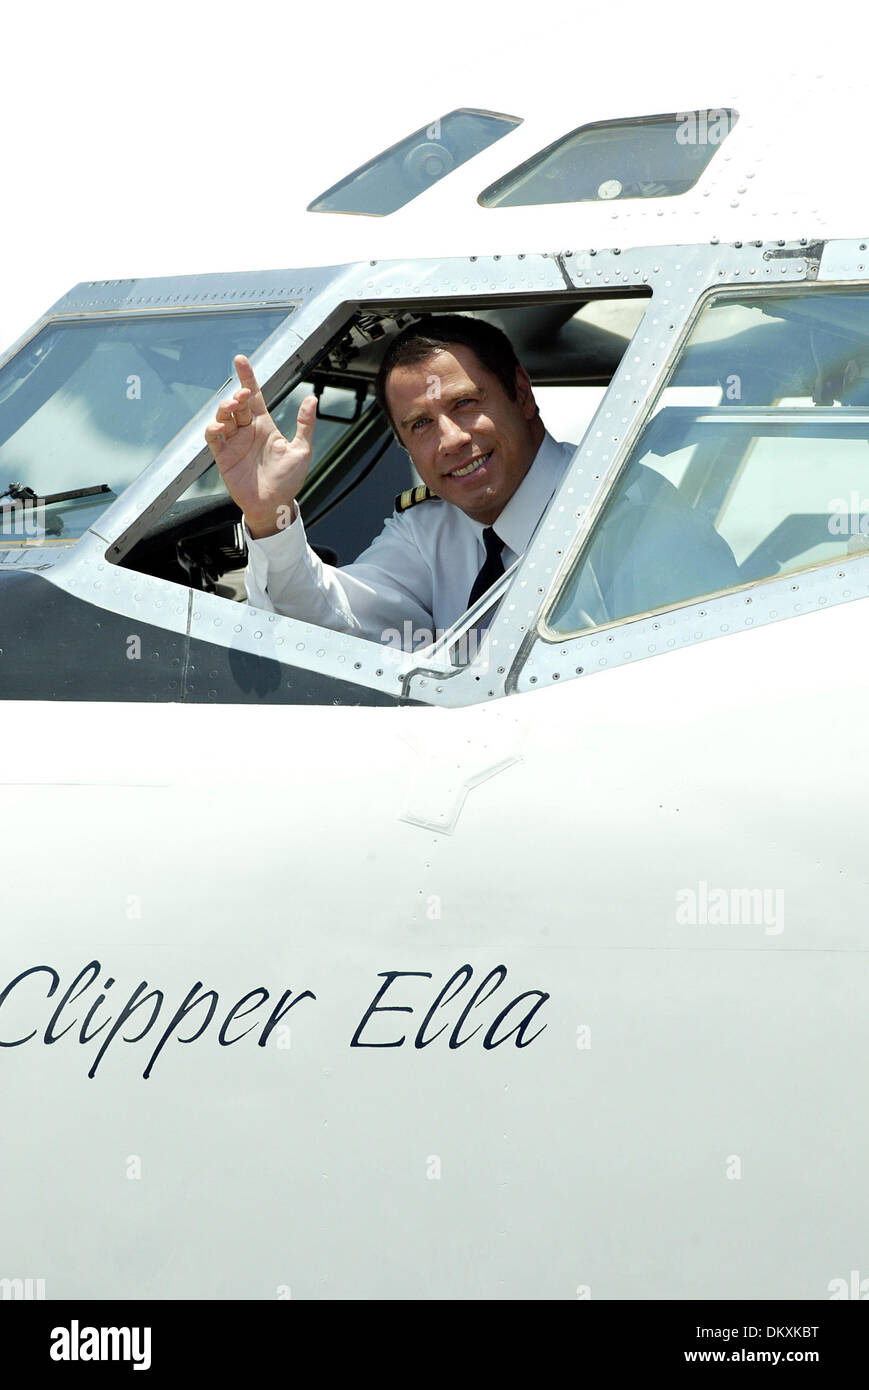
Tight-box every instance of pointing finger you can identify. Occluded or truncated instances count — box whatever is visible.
[234,354,266,410]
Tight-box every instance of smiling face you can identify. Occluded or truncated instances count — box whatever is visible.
[385,344,545,525]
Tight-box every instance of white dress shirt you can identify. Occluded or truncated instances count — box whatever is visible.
[244,431,576,649]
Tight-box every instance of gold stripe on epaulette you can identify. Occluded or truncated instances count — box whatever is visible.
[395,484,436,512]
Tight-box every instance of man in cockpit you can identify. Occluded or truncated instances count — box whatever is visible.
[204,314,740,648]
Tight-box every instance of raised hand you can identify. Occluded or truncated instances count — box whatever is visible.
[205,354,317,539]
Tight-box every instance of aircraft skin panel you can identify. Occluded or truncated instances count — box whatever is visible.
[222,74,867,269]
[0,571,401,706]
[1,586,867,1298]
[0,114,867,1296]
[0,237,831,715]
[0,949,861,1298]
[2,65,867,355]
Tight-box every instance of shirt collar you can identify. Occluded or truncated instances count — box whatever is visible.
[478,430,572,558]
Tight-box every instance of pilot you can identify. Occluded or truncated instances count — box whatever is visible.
[204,314,740,649]
[205,314,575,649]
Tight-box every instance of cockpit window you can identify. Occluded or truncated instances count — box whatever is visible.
[0,308,292,543]
[546,287,869,635]
[479,109,738,207]
[308,108,521,216]
[122,294,651,611]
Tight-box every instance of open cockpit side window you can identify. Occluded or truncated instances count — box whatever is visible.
[122,294,652,658]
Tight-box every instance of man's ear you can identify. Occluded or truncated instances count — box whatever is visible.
[515,365,539,419]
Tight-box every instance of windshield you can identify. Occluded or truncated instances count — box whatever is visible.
[0,307,292,543]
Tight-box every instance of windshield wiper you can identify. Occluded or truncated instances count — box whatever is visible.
[0,482,112,507]
[0,483,114,538]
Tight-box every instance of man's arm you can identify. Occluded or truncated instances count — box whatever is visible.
[244,504,435,647]
[204,354,315,539]
[205,358,434,647]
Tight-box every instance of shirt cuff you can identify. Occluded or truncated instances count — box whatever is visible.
[243,507,308,573]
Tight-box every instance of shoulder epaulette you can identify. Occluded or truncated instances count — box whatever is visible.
[395,484,437,513]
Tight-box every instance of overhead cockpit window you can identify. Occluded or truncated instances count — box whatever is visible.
[546,287,869,636]
[479,109,738,207]
[307,109,521,216]
[0,308,292,544]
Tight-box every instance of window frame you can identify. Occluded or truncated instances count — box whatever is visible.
[477,109,739,209]
[308,107,523,217]
[510,262,869,699]
[0,301,300,546]
[539,282,869,640]
[0,246,838,709]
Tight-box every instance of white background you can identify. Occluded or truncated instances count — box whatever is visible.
[0,0,865,353]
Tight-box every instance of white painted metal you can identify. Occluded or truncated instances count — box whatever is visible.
[2,594,867,1297]
[1,62,868,1302]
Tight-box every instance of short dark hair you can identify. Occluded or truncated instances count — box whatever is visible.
[375,313,520,432]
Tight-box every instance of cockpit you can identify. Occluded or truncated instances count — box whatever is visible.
[3,282,869,664]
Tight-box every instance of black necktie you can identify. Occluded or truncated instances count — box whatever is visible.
[467,527,505,608]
